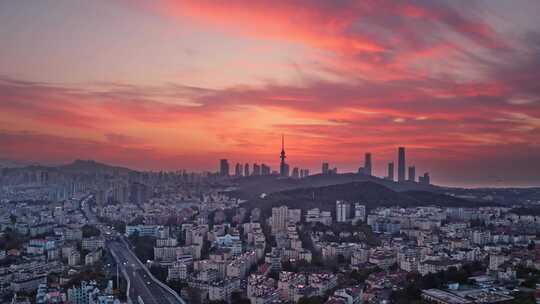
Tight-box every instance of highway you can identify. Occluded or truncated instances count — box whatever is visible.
[78,195,184,304]
[109,240,184,304]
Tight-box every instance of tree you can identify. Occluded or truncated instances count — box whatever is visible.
[511,292,535,304]
[0,230,26,250]
[129,234,156,262]
[230,291,250,304]
[82,225,101,238]
[298,296,325,304]
[113,221,126,234]
[200,240,211,259]
[390,262,487,303]
[129,216,144,225]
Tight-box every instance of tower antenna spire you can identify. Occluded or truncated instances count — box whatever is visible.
[280,134,287,177]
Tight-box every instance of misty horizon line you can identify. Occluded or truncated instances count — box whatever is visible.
[3,157,539,190]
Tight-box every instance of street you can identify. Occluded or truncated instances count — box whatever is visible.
[108,241,184,304]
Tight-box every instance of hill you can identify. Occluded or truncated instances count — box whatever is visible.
[232,173,440,201]
[1,159,136,177]
[57,159,134,174]
[240,181,497,217]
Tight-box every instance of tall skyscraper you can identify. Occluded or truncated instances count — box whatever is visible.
[408,166,416,182]
[252,163,261,176]
[364,153,372,176]
[387,162,394,181]
[244,163,250,176]
[322,162,329,175]
[112,183,129,204]
[398,147,406,182]
[292,167,299,179]
[261,164,271,175]
[419,172,430,185]
[336,200,350,222]
[219,159,230,177]
[354,203,366,223]
[129,182,149,204]
[271,206,288,233]
[95,189,107,206]
[279,135,288,177]
[235,163,242,177]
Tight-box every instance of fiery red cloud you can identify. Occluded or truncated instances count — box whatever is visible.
[0,1,539,186]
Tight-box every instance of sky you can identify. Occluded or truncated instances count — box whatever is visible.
[0,0,539,187]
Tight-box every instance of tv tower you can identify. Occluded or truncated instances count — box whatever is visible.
[280,134,287,177]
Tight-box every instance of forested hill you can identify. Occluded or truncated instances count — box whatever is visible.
[241,181,498,216]
[232,173,439,200]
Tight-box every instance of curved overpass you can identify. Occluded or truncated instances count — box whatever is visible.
[108,240,185,304]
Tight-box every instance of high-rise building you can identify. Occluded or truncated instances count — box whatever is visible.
[129,182,149,204]
[354,203,366,223]
[408,166,416,182]
[252,163,261,176]
[387,162,394,181]
[67,281,101,304]
[279,135,288,177]
[261,164,271,176]
[398,147,406,182]
[219,159,230,177]
[283,163,290,177]
[322,162,329,175]
[271,206,288,233]
[292,167,299,179]
[419,172,430,185]
[235,163,243,177]
[112,183,129,204]
[95,189,107,206]
[364,153,372,176]
[336,200,350,222]
[244,163,250,177]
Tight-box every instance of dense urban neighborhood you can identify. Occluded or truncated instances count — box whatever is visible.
[1,160,540,304]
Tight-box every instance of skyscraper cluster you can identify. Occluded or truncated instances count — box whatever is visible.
[336,200,366,223]
[217,135,309,179]
[384,147,430,185]
[219,141,430,185]
[350,147,431,185]
[321,162,338,175]
[221,161,274,177]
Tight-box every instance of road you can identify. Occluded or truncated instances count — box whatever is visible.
[109,241,183,304]
[79,195,184,304]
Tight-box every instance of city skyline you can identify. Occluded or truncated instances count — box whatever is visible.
[218,144,431,187]
[1,1,540,187]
